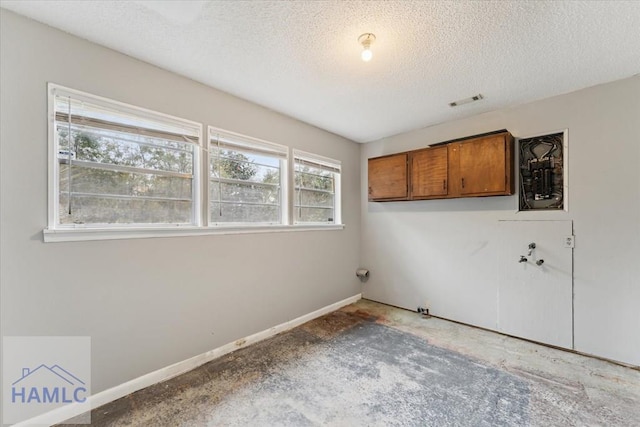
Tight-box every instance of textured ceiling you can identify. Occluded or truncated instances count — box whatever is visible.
[2,1,639,143]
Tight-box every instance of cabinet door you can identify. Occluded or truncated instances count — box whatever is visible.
[459,135,507,195]
[368,154,408,200]
[411,146,448,198]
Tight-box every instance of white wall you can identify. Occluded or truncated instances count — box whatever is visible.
[361,75,640,366]
[0,9,361,395]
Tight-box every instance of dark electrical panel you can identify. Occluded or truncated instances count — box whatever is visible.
[519,132,565,211]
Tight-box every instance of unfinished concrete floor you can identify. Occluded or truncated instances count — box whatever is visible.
[60,299,640,426]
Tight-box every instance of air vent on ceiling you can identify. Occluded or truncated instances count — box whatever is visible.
[449,94,484,108]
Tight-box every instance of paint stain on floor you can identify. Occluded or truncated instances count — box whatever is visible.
[58,300,640,426]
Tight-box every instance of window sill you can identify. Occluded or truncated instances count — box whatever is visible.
[42,224,345,243]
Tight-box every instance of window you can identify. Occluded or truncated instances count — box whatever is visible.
[209,128,288,225]
[49,84,201,228]
[45,85,344,242]
[293,150,341,224]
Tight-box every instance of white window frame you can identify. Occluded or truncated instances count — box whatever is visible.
[207,127,289,227]
[46,84,202,231]
[292,149,342,225]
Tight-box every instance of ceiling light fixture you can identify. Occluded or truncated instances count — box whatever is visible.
[358,33,376,62]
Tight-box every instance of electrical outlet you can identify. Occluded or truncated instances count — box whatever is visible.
[564,236,575,248]
[417,306,430,316]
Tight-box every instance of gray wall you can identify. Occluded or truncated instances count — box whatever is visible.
[0,10,361,395]
[361,75,640,366]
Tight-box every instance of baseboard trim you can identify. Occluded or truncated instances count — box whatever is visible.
[14,293,362,427]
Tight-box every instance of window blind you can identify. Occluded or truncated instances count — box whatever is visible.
[208,127,287,225]
[293,150,340,224]
[51,85,201,226]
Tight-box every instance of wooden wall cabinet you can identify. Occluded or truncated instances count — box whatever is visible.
[369,131,513,202]
[410,146,448,199]
[368,153,408,201]
[452,133,513,197]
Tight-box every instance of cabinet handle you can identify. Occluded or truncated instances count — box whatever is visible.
[461,177,465,189]
[443,179,446,190]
